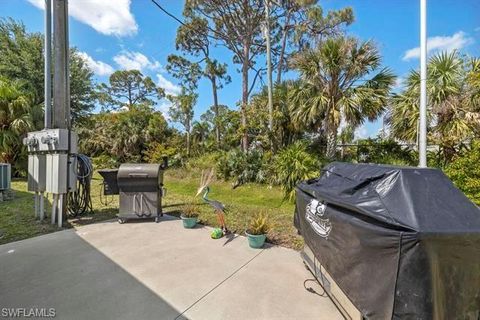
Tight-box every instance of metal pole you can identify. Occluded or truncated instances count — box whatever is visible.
[58,195,63,227]
[52,0,69,130]
[34,192,39,217]
[51,194,57,224]
[52,0,70,222]
[39,192,45,221]
[419,0,428,167]
[264,0,274,135]
[44,0,52,129]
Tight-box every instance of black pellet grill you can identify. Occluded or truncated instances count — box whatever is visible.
[99,163,167,223]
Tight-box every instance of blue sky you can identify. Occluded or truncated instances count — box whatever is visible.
[1,0,479,138]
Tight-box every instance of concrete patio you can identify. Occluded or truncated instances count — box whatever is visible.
[0,215,342,319]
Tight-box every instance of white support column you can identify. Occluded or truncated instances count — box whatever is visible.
[39,192,45,221]
[419,0,428,167]
[57,194,63,228]
[34,192,39,218]
[51,194,57,225]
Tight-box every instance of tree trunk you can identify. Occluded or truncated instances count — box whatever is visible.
[276,11,291,84]
[186,120,191,157]
[341,139,345,160]
[265,0,275,152]
[442,144,456,165]
[127,84,133,107]
[241,43,249,152]
[325,122,338,160]
[211,76,220,146]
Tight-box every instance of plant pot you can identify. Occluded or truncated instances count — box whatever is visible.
[181,216,198,229]
[246,232,267,248]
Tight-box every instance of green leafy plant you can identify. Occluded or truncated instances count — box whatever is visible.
[144,142,180,166]
[91,155,119,169]
[182,202,200,218]
[272,142,320,201]
[247,213,270,235]
[444,142,480,205]
[216,149,269,186]
[186,152,223,171]
[356,137,416,166]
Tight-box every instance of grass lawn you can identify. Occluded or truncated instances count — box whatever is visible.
[0,170,303,250]
[0,176,119,245]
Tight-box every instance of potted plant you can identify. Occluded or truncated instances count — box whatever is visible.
[245,213,270,248]
[181,202,199,228]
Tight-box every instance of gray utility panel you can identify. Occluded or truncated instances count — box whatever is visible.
[0,163,11,190]
[117,163,166,223]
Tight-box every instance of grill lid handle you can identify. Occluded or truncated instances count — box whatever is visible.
[128,173,149,178]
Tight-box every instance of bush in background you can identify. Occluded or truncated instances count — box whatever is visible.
[271,142,321,201]
[91,155,119,169]
[216,148,270,186]
[445,142,480,205]
[356,137,416,166]
[186,151,223,172]
[144,142,183,167]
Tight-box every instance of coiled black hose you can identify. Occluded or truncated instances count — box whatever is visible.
[67,154,93,216]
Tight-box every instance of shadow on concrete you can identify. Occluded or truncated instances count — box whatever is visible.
[222,233,239,247]
[0,231,182,319]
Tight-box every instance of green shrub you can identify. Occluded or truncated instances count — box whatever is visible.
[92,155,119,169]
[186,152,223,172]
[144,142,182,167]
[216,149,269,186]
[356,138,416,166]
[272,142,320,201]
[444,142,480,205]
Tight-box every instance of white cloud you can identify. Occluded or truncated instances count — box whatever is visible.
[393,77,404,90]
[77,51,114,76]
[113,51,161,71]
[156,74,181,96]
[27,0,137,37]
[402,31,474,61]
[355,125,368,140]
[156,100,172,120]
[111,106,129,113]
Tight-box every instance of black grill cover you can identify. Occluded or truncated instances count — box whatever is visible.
[294,162,480,320]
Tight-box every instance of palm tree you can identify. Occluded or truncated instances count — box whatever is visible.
[338,125,355,160]
[191,120,211,150]
[0,78,41,173]
[388,52,480,163]
[467,57,480,111]
[289,37,395,159]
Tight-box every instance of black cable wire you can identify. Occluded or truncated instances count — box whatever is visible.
[151,0,185,26]
[67,154,93,216]
[150,0,221,42]
[99,182,114,206]
[303,254,327,297]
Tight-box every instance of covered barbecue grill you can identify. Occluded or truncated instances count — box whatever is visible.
[295,162,480,320]
[117,163,166,223]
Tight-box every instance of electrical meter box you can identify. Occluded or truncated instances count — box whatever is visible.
[24,129,78,153]
[27,154,46,192]
[45,154,77,194]
[24,129,78,194]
